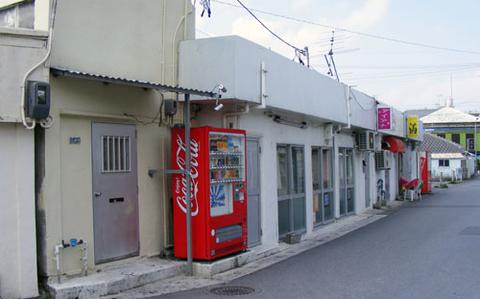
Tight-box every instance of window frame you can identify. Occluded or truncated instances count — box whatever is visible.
[312,146,334,227]
[277,144,306,238]
[339,147,355,217]
[439,159,450,167]
[451,133,461,144]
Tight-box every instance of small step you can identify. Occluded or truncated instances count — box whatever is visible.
[193,245,281,278]
[47,258,185,299]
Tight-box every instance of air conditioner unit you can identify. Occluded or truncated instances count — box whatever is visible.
[356,131,375,151]
[375,151,390,170]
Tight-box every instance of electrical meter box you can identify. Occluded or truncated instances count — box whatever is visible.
[25,80,50,119]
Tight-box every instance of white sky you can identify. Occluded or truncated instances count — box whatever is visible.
[195,0,480,113]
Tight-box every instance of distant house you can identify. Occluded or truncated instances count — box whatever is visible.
[419,133,476,180]
[421,107,479,157]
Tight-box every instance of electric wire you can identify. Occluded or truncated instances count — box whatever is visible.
[196,28,213,37]
[232,0,306,55]
[345,65,480,80]
[351,92,376,111]
[338,63,480,70]
[212,0,480,55]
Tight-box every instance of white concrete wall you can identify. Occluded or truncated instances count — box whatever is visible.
[0,27,48,299]
[0,28,48,122]
[0,123,38,299]
[180,36,377,131]
[431,159,462,179]
[34,0,50,31]
[192,106,367,246]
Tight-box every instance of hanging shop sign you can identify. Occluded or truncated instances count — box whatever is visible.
[407,115,419,138]
[377,106,392,130]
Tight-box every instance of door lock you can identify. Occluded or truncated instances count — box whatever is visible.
[94,192,102,197]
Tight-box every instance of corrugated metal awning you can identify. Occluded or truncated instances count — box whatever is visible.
[50,68,217,97]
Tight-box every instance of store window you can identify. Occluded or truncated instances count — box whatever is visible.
[466,133,474,151]
[339,148,355,216]
[312,147,334,226]
[439,160,450,167]
[277,144,306,238]
[451,133,460,144]
[0,0,34,29]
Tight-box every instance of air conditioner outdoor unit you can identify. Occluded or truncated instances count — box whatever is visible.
[375,151,390,170]
[356,131,375,151]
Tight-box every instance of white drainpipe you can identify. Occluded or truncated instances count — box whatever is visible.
[344,84,352,130]
[54,244,63,284]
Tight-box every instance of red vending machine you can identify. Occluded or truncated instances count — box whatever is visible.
[420,152,431,193]
[172,126,248,260]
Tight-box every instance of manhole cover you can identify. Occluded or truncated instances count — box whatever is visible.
[210,286,256,296]
[460,226,480,236]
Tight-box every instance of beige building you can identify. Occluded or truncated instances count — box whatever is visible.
[35,0,195,282]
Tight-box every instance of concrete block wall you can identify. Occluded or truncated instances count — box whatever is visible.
[0,123,38,299]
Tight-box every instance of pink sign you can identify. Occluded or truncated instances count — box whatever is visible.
[377,107,392,130]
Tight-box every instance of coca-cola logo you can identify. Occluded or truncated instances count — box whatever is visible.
[175,135,200,216]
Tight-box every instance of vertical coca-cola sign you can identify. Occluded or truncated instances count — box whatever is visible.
[175,135,200,216]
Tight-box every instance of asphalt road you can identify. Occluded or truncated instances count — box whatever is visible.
[157,178,480,299]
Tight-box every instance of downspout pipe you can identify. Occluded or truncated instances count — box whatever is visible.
[343,84,352,130]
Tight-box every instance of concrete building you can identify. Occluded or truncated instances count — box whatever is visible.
[0,25,48,299]
[26,0,198,289]
[420,133,476,181]
[179,36,424,248]
[421,106,480,157]
[0,1,424,297]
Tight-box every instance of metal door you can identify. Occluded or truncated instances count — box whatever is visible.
[92,122,139,264]
[247,138,261,247]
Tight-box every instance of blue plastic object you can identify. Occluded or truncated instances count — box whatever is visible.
[69,238,78,247]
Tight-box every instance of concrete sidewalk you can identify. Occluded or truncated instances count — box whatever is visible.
[98,201,404,299]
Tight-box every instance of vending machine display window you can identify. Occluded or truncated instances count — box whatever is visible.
[209,132,245,217]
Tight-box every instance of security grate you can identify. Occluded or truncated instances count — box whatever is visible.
[102,135,131,173]
[210,286,255,296]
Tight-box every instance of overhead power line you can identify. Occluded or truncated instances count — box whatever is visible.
[338,63,480,70]
[212,0,480,55]
[233,0,301,52]
[232,0,309,66]
[343,65,480,80]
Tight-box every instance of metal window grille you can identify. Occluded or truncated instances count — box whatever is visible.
[101,135,131,173]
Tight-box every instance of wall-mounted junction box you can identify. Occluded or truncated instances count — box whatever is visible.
[25,80,50,119]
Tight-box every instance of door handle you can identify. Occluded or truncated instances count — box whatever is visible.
[94,192,102,197]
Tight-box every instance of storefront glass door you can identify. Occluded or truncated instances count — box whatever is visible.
[277,144,306,238]
[339,148,355,217]
[312,147,334,226]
